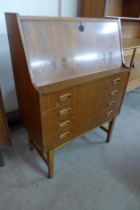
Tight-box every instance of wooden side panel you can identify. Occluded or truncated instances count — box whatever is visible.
[77,0,83,17]
[81,0,140,18]
[81,0,106,17]
[5,13,43,149]
[81,0,124,17]
[105,0,123,16]
[122,0,140,18]
[121,20,140,90]
[0,89,10,147]
[121,20,140,40]
[124,49,140,91]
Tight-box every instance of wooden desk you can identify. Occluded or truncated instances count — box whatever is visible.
[6,14,130,178]
[0,89,10,166]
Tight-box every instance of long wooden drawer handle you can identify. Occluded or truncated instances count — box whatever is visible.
[108,100,116,107]
[59,93,72,102]
[60,120,71,128]
[106,110,114,117]
[60,108,72,116]
[113,78,121,85]
[59,131,71,140]
[111,90,119,96]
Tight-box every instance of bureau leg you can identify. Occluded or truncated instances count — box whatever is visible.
[0,151,4,167]
[47,150,55,179]
[106,118,116,143]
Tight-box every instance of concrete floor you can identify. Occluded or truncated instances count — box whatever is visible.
[0,88,140,210]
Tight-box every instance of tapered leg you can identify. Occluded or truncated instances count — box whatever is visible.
[106,118,116,143]
[0,151,4,167]
[47,150,55,179]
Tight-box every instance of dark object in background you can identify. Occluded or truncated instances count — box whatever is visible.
[7,110,21,128]
[0,88,11,166]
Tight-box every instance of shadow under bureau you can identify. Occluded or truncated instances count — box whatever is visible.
[6,14,130,178]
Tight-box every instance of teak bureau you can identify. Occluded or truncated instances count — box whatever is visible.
[6,14,130,178]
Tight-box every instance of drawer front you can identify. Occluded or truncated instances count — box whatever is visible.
[77,89,124,122]
[106,72,128,90]
[106,88,124,102]
[67,106,118,146]
[76,72,128,101]
[78,106,119,135]
[78,115,100,134]
[44,127,76,149]
[42,88,76,110]
[41,71,128,111]
[42,103,77,137]
[76,77,107,100]
[98,107,119,124]
[77,94,105,121]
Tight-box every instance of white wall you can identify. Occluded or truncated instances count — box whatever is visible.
[61,0,78,17]
[0,0,78,112]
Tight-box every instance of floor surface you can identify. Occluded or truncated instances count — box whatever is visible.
[0,88,140,210]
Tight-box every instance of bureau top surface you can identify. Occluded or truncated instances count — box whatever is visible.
[20,17,123,90]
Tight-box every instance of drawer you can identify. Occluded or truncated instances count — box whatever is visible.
[78,115,99,134]
[106,88,124,102]
[105,97,121,109]
[76,77,107,100]
[77,94,106,121]
[78,107,118,135]
[106,71,128,99]
[41,71,128,112]
[44,102,120,149]
[77,90,123,122]
[76,71,128,101]
[42,103,77,137]
[106,71,129,91]
[42,88,76,110]
[100,109,118,122]
[104,97,123,118]
[44,127,76,149]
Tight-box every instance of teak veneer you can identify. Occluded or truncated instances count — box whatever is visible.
[6,13,130,178]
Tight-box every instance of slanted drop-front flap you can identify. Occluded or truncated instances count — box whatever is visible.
[20,18,123,89]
